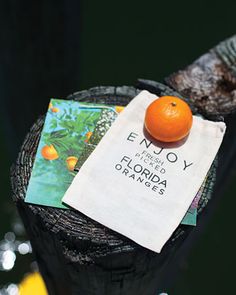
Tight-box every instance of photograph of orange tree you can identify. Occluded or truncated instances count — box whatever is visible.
[25,99,119,208]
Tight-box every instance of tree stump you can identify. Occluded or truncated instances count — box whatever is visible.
[11,35,236,294]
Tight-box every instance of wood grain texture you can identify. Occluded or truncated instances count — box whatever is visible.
[166,35,236,117]
[11,35,236,294]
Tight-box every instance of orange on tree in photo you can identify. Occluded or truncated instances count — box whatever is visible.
[115,106,125,113]
[84,131,93,143]
[48,102,53,110]
[41,144,59,160]
[51,107,60,113]
[66,156,78,171]
[144,96,193,142]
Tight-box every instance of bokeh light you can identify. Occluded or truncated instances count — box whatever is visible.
[0,226,33,293]
[1,250,16,271]
[18,243,31,256]
[0,284,18,295]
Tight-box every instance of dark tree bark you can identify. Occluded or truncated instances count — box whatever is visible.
[11,35,236,294]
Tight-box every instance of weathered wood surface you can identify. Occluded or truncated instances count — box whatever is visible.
[11,35,236,294]
[167,36,236,117]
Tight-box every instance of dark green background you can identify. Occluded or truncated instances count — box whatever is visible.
[0,0,235,293]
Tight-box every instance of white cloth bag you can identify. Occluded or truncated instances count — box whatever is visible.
[63,90,226,253]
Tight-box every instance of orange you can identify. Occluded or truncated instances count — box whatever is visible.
[115,106,125,113]
[41,144,59,160]
[51,107,59,113]
[84,131,93,143]
[144,96,193,142]
[66,156,78,171]
[85,131,93,139]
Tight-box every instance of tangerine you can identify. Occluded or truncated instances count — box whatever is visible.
[51,107,59,113]
[48,102,53,110]
[115,106,125,113]
[41,144,59,160]
[84,131,93,143]
[144,96,193,142]
[66,156,78,171]
[85,131,93,139]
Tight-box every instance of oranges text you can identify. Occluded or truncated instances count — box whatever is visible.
[144,96,193,142]
[41,144,59,160]
[66,156,78,171]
